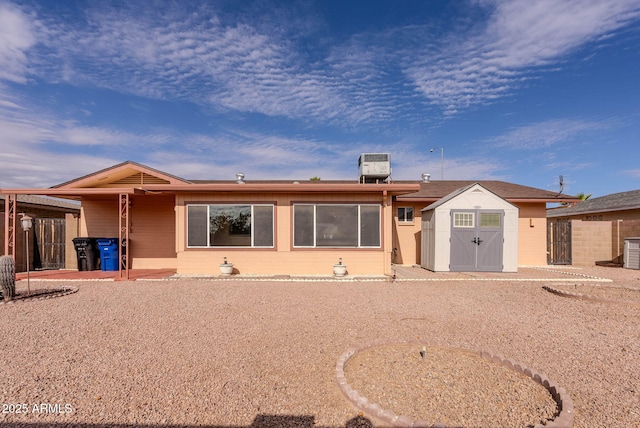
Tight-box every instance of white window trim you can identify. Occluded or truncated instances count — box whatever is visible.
[398,206,414,223]
[453,212,475,228]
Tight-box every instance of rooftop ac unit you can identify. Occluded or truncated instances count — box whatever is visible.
[359,153,390,183]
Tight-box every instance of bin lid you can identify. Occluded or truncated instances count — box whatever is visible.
[96,238,119,244]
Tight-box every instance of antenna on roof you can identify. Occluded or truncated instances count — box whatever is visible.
[553,174,572,196]
[558,175,564,194]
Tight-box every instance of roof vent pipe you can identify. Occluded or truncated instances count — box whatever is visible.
[421,173,430,183]
[236,173,245,184]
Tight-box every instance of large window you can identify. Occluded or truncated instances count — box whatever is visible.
[293,204,381,248]
[187,204,274,248]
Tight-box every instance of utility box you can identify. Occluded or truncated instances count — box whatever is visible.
[624,237,640,270]
[358,153,390,183]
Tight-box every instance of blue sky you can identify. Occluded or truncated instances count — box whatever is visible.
[1,0,639,198]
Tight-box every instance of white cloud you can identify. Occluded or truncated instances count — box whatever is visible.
[0,2,36,83]
[406,0,640,113]
[11,0,639,123]
[622,169,640,178]
[26,4,381,125]
[489,118,612,150]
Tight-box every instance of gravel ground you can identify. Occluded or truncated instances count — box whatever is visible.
[1,266,639,427]
[344,344,559,427]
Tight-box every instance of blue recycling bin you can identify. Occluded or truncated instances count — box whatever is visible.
[96,238,119,271]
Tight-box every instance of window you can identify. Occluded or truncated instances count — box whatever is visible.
[479,213,501,228]
[453,212,474,228]
[398,207,414,223]
[187,204,274,248]
[293,204,381,248]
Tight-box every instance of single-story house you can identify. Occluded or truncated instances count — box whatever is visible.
[2,159,577,277]
[547,189,640,266]
[547,189,640,221]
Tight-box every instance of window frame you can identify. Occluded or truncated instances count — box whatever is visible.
[293,203,381,248]
[453,212,475,228]
[397,206,415,223]
[186,203,275,248]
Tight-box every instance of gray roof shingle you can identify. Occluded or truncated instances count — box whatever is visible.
[397,180,573,201]
[547,189,640,217]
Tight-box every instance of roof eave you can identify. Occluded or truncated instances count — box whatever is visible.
[139,183,421,194]
[547,204,640,217]
[1,188,143,199]
[397,196,579,203]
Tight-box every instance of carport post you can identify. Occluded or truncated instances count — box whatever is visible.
[3,194,17,259]
[119,193,130,280]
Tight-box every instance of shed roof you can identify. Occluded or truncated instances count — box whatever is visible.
[420,183,517,211]
[547,189,640,217]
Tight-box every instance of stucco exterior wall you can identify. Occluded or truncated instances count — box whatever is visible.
[392,202,423,265]
[517,203,548,266]
[130,195,177,268]
[175,191,390,275]
[80,198,119,238]
[80,195,176,269]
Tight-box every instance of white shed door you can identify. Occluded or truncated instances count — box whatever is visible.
[450,210,504,272]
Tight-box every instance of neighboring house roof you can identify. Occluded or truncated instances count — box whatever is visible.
[0,194,80,211]
[397,180,577,203]
[547,189,640,218]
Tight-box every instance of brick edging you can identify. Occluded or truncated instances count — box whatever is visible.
[0,286,79,305]
[542,285,640,306]
[336,340,574,428]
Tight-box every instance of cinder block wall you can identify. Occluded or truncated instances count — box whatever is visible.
[570,220,612,266]
[570,219,640,266]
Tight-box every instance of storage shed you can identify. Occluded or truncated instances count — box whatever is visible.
[421,183,519,272]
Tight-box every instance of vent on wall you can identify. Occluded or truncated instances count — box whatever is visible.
[358,153,391,183]
[112,173,171,185]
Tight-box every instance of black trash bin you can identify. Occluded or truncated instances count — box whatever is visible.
[72,237,99,271]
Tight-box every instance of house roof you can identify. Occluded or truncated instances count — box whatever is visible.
[397,180,577,203]
[0,194,80,211]
[1,161,577,203]
[547,189,640,217]
[51,160,192,189]
[0,162,421,197]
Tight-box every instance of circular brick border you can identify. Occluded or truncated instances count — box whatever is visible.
[543,285,640,306]
[0,286,79,305]
[336,340,574,428]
